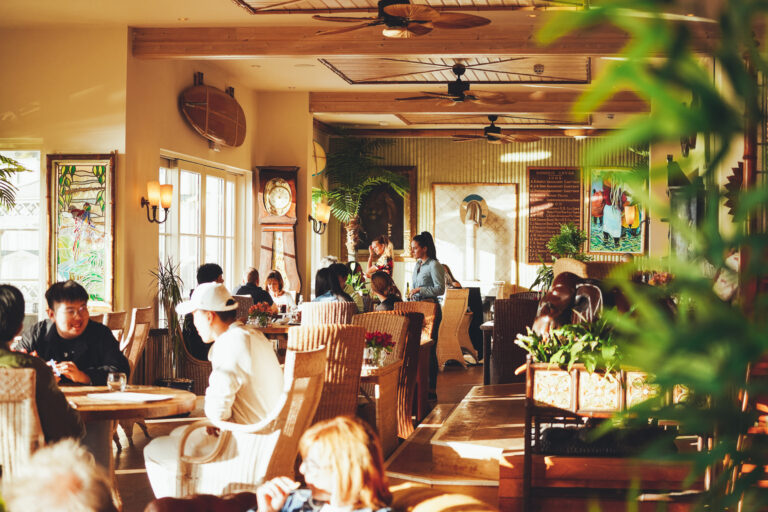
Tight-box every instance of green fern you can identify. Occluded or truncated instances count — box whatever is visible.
[0,154,31,210]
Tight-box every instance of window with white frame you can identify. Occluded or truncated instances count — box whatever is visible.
[0,150,43,315]
[159,157,247,305]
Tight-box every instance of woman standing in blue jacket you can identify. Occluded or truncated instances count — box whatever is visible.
[408,231,445,401]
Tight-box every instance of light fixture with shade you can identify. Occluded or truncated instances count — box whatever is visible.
[309,201,331,234]
[141,181,173,223]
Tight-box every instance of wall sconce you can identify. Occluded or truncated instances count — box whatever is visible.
[309,202,331,235]
[141,181,173,223]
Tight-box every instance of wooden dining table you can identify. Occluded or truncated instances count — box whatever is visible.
[63,385,196,508]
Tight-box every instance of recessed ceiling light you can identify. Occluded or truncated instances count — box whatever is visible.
[177,17,189,21]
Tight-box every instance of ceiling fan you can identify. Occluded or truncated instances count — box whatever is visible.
[312,0,491,38]
[452,116,542,144]
[395,64,511,106]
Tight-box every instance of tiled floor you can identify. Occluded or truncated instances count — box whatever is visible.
[115,363,484,512]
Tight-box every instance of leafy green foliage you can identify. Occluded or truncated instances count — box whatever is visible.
[313,136,408,225]
[540,0,768,508]
[346,270,369,296]
[546,222,590,261]
[150,258,185,377]
[0,154,30,210]
[515,317,619,373]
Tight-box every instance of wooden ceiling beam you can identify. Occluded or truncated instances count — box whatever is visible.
[340,128,611,137]
[131,21,717,58]
[309,91,648,114]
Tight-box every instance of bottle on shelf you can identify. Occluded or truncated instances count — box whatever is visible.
[405,282,410,301]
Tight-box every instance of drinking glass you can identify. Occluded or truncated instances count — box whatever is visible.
[107,372,127,392]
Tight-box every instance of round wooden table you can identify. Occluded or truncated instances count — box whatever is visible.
[62,385,196,508]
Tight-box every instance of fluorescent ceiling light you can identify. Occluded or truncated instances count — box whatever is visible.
[500,151,552,163]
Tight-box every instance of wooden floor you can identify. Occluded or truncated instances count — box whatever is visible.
[115,362,485,512]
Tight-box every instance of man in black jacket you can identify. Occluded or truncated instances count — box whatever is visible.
[182,263,226,360]
[235,268,273,306]
[18,280,129,386]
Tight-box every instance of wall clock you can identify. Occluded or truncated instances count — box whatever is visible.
[256,167,301,293]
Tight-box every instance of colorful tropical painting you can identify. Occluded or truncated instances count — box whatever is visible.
[49,154,114,309]
[587,168,645,255]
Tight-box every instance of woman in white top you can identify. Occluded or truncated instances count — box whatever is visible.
[266,271,295,311]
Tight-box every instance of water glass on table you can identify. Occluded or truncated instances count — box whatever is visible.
[107,372,127,392]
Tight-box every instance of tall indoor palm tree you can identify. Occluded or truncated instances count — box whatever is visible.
[313,136,408,260]
[0,154,30,210]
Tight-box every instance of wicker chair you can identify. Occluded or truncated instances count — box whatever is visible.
[287,324,365,424]
[585,261,620,280]
[0,368,43,482]
[552,258,588,279]
[300,301,357,326]
[116,306,153,448]
[103,311,127,346]
[436,289,470,370]
[174,346,326,497]
[490,293,541,384]
[351,312,409,366]
[394,301,437,342]
[178,324,212,396]
[232,295,254,323]
[380,311,424,439]
[90,313,104,323]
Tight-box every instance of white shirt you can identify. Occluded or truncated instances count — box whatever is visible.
[204,321,283,424]
[271,291,295,309]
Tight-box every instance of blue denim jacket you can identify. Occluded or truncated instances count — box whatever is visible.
[248,489,392,512]
[411,258,446,301]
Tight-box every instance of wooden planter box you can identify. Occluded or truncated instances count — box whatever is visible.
[527,363,657,414]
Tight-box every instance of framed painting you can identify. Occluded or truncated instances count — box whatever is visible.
[354,166,417,259]
[47,153,116,310]
[587,167,646,255]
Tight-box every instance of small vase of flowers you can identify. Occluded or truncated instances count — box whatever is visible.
[249,302,278,327]
[364,330,395,367]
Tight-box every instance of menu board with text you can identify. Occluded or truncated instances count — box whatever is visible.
[527,167,582,263]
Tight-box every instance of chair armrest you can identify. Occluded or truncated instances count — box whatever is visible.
[178,419,231,465]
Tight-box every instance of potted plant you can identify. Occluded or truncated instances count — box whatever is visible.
[312,136,408,261]
[150,258,192,390]
[531,223,590,292]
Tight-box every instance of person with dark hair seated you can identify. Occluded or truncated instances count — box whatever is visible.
[236,268,273,306]
[183,263,225,361]
[313,267,354,303]
[0,284,84,442]
[330,262,364,312]
[18,280,129,386]
[144,283,284,498]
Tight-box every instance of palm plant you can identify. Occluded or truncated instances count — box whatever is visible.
[313,136,408,260]
[150,258,185,378]
[0,154,31,210]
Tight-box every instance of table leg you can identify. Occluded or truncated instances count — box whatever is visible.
[414,342,431,422]
[483,330,492,385]
[82,420,122,510]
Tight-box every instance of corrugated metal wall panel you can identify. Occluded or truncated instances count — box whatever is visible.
[331,137,643,286]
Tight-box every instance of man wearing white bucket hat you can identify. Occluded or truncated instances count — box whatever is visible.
[143,282,283,498]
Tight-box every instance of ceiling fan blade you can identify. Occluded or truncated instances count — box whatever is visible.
[312,15,378,22]
[453,136,485,142]
[383,4,441,20]
[403,23,434,37]
[315,22,375,36]
[396,95,443,101]
[432,12,491,29]
[466,90,514,106]
[436,98,459,107]
[506,133,542,143]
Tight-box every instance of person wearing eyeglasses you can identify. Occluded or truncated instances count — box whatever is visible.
[17,280,129,386]
[253,416,392,512]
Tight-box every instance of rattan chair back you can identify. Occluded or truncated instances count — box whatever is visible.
[0,368,43,482]
[491,293,541,384]
[352,312,409,366]
[437,288,469,369]
[394,301,437,342]
[300,301,357,326]
[286,324,365,423]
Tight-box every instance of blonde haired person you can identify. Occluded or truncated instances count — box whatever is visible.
[2,439,116,512]
[253,416,392,512]
[365,235,394,277]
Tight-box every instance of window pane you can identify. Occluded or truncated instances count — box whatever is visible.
[205,237,223,271]
[0,150,42,314]
[226,238,234,292]
[206,175,224,237]
[179,235,200,297]
[179,171,200,235]
[226,180,235,238]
